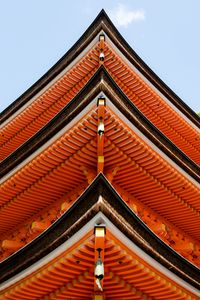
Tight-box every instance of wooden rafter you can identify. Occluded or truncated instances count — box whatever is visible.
[0,228,198,299]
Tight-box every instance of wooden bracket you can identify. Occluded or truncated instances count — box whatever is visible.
[80,165,96,183]
[104,166,120,183]
[2,240,24,251]
[31,220,50,234]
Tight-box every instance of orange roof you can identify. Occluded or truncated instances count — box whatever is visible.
[0,46,99,160]
[1,85,199,266]
[0,228,198,299]
[1,12,199,165]
[103,43,200,165]
[0,10,199,299]
[0,174,199,297]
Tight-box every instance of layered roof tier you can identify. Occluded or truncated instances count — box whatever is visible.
[1,11,199,163]
[1,175,199,299]
[0,9,199,300]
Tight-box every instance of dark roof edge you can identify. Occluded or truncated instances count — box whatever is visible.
[102,67,200,181]
[1,9,199,128]
[0,67,103,177]
[99,11,200,127]
[0,174,199,288]
[0,10,105,123]
[1,67,199,182]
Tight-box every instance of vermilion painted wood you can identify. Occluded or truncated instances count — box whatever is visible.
[0,108,199,267]
[0,231,197,299]
[103,43,200,165]
[0,47,99,160]
[1,43,199,165]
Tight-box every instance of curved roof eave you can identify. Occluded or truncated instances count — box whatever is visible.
[1,9,199,128]
[1,67,199,183]
[0,174,199,289]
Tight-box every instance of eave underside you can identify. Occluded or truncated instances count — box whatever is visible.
[0,72,200,268]
[0,176,199,299]
[1,15,199,164]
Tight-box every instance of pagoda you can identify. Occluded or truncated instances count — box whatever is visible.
[0,10,200,300]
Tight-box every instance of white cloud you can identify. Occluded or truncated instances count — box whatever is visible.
[109,4,145,28]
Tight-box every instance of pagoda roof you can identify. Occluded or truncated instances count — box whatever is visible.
[0,174,199,298]
[1,67,199,181]
[0,10,200,298]
[1,10,199,127]
[0,67,199,266]
[1,10,199,164]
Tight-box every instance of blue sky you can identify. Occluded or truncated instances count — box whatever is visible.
[0,0,200,113]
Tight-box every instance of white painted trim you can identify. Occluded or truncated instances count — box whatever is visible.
[1,212,199,297]
[0,34,99,128]
[105,34,200,133]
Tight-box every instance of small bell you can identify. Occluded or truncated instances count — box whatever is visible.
[99,52,105,62]
[94,248,104,291]
[98,118,104,136]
